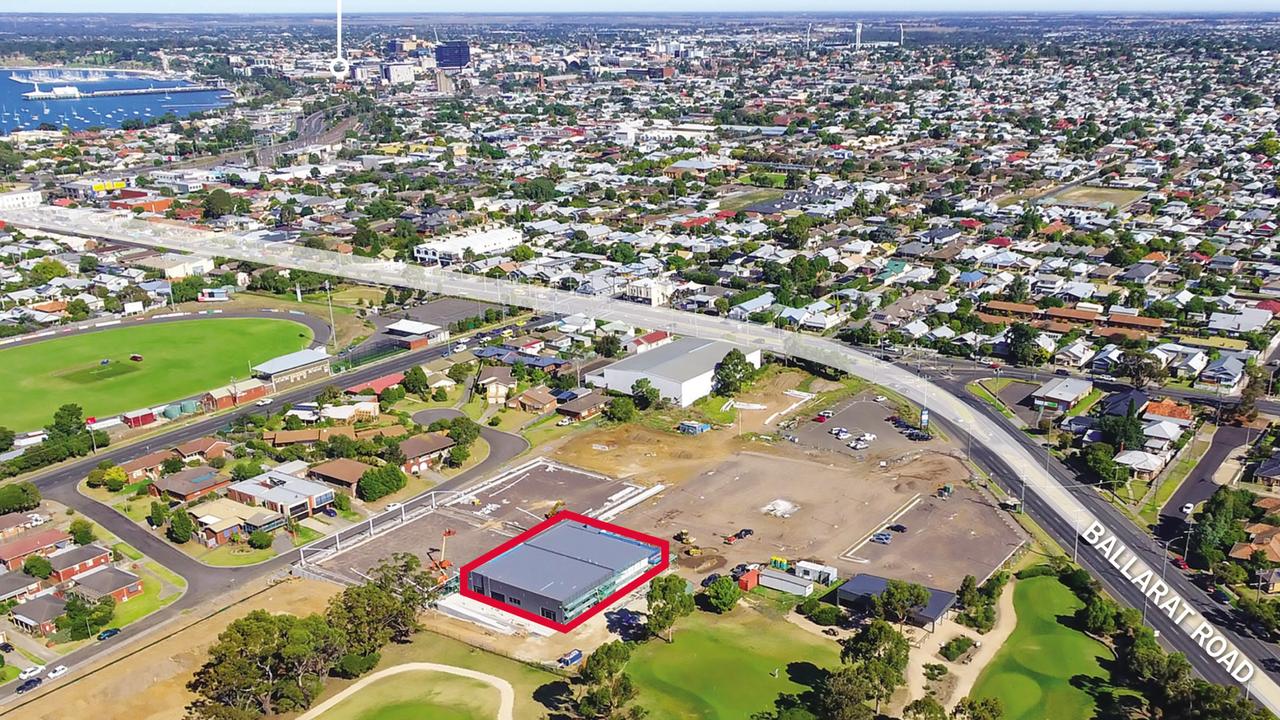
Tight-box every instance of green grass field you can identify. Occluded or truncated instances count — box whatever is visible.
[629,608,841,719]
[971,575,1125,720]
[319,670,499,720]
[0,318,312,431]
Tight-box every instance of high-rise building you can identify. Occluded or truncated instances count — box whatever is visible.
[435,41,471,70]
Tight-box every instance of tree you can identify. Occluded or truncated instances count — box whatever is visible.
[874,580,930,630]
[511,244,536,261]
[57,595,115,640]
[645,574,694,642]
[231,461,263,482]
[704,575,742,613]
[0,426,14,452]
[1080,594,1119,637]
[325,584,400,657]
[839,619,910,709]
[1005,274,1030,303]
[713,349,755,396]
[446,444,471,468]
[202,188,237,219]
[0,483,40,514]
[575,641,644,720]
[604,397,638,423]
[161,456,185,475]
[814,667,874,720]
[186,610,346,719]
[1098,401,1145,451]
[1083,442,1122,486]
[905,696,948,720]
[952,696,1003,720]
[447,361,474,385]
[957,575,980,609]
[102,465,128,492]
[47,403,85,440]
[1118,348,1168,389]
[167,509,195,544]
[1006,323,1046,366]
[148,501,170,528]
[247,530,273,550]
[357,465,408,501]
[402,365,430,396]
[69,518,96,545]
[631,379,660,411]
[23,554,52,579]
[594,334,623,358]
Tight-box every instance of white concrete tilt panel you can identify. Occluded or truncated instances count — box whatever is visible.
[3,204,1278,714]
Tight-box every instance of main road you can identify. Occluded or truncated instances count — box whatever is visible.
[4,205,1279,713]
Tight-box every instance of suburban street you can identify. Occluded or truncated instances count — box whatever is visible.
[5,204,1280,713]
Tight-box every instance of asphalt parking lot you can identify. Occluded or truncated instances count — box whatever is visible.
[791,394,937,460]
[317,459,648,583]
[400,297,504,328]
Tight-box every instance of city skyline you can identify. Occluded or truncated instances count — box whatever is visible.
[14,1,1280,13]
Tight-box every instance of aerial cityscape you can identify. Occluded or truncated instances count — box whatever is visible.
[0,6,1279,720]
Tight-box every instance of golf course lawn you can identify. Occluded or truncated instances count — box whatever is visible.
[318,670,500,720]
[0,318,312,431]
[971,574,1124,720]
[629,607,841,719]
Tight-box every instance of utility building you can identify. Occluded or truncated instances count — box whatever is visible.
[467,520,662,625]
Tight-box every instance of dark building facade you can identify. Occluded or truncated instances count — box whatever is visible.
[435,41,471,69]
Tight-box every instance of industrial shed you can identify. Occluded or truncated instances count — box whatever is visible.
[467,520,662,625]
[585,337,761,408]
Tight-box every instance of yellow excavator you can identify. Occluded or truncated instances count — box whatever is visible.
[674,529,694,545]
[544,500,566,519]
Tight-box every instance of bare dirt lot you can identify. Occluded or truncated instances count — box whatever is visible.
[8,578,340,720]
[553,423,746,487]
[317,460,644,584]
[625,449,1022,591]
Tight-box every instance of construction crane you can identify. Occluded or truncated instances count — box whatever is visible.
[438,529,456,570]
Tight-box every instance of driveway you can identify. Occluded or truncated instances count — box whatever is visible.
[1155,424,1253,544]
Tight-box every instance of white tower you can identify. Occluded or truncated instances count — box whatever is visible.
[899,24,905,47]
[855,23,863,52]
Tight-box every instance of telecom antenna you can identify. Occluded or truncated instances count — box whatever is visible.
[330,0,349,79]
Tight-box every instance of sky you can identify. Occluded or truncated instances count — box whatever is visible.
[16,1,1280,12]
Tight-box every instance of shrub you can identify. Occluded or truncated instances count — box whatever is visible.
[333,652,380,679]
[924,663,948,681]
[247,530,273,550]
[809,604,843,626]
[333,493,352,512]
[940,635,976,662]
[23,555,52,579]
[1015,564,1057,580]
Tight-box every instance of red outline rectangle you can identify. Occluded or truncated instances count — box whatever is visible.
[458,510,669,633]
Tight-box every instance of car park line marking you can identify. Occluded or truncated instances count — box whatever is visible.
[839,493,923,562]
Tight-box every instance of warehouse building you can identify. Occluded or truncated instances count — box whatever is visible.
[252,348,331,388]
[585,337,761,408]
[467,521,662,625]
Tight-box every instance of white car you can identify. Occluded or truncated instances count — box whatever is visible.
[385,502,404,512]
[19,665,45,681]
[1182,503,1195,516]
[874,395,887,403]
[452,343,469,353]
[47,665,68,680]
[254,398,274,407]
[556,417,573,426]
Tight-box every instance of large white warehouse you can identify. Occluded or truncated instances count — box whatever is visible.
[585,337,762,408]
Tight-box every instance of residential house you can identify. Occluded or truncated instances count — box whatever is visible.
[400,433,456,474]
[69,566,144,604]
[119,449,178,482]
[10,594,67,636]
[0,572,40,604]
[1114,450,1165,481]
[48,544,111,582]
[173,437,231,463]
[477,366,517,404]
[190,498,286,547]
[507,386,557,413]
[307,458,376,495]
[226,470,335,520]
[556,391,610,421]
[1030,378,1094,411]
[0,528,73,571]
[148,466,228,504]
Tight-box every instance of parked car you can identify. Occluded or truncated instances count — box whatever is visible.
[818,410,835,418]
[15,678,41,694]
[46,666,68,680]
[556,417,574,426]
[385,502,404,512]
[887,524,908,533]
[19,665,45,681]
[873,395,887,403]
[734,528,754,539]
[1055,368,1070,376]
[812,415,829,423]
[0,642,13,653]
[1182,503,1196,515]
[321,506,338,518]
[452,343,468,353]
[701,573,722,588]
[870,534,892,545]
[97,628,120,641]
[1172,556,1190,570]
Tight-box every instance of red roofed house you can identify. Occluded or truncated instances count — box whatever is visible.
[0,528,73,571]
[629,330,674,355]
[1257,300,1280,316]
[987,236,1013,248]
[345,372,405,396]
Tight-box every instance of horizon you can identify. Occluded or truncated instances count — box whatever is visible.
[10,2,1280,15]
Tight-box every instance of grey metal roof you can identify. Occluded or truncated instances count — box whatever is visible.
[252,348,329,376]
[601,337,747,385]
[837,574,956,623]
[473,521,659,604]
